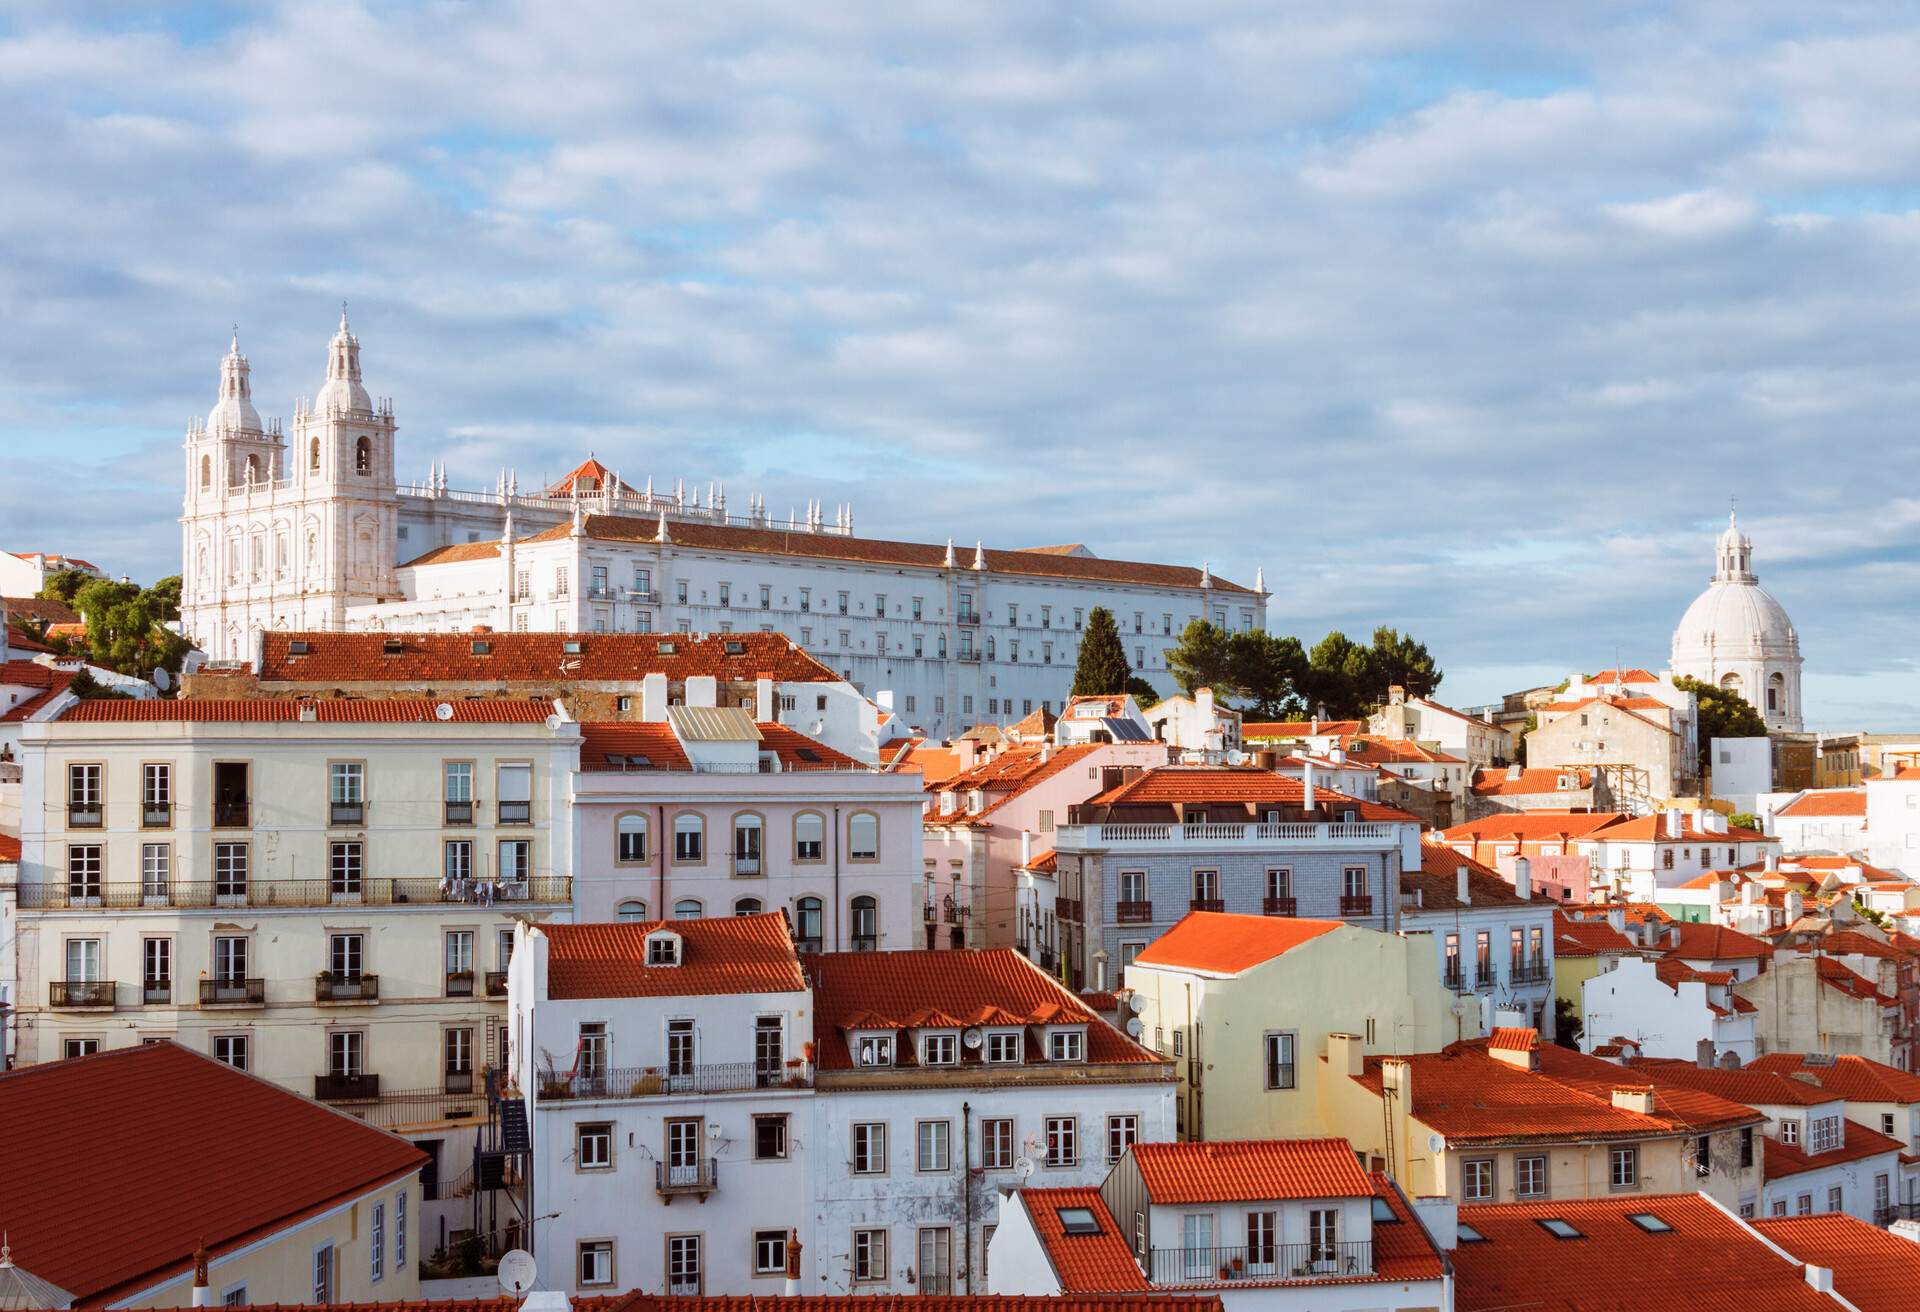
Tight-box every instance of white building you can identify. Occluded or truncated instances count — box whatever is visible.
[1866,767,1920,877]
[1581,953,1757,1065]
[178,320,1266,738]
[1368,686,1512,770]
[1769,788,1869,856]
[1577,809,1780,901]
[1671,513,1805,733]
[0,549,104,597]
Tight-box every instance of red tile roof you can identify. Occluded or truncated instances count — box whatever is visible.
[1470,766,1596,796]
[1663,920,1775,961]
[1777,789,1867,818]
[1131,911,1342,975]
[256,631,841,684]
[1085,766,1416,821]
[542,456,636,497]
[1,596,80,624]
[754,722,860,768]
[1024,848,1059,874]
[1586,668,1661,684]
[1441,812,1631,843]
[0,660,76,721]
[1801,930,1915,962]
[578,722,692,770]
[901,742,965,783]
[1453,1193,1838,1312]
[1625,1058,1836,1108]
[59,698,556,724]
[1488,1027,1540,1053]
[4,624,55,654]
[0,833,20,863]
[1524,1044,1764,1134]
[519,512,1253,592]
[540,914,807,1000]
[1015,1187,1149,1292]
[1749,1052,1920,1103]
[0,1043,424,1306]
[807,949,1162,1071]
[1591,814,1775,844]
[1339,735,1464,765]
[1133,1139,1372,1203]
[1752,1213,1920,1307]
[1407,846,1534,910]
[1762,1119,1904,1180]
[1813,957,1898,1005]
[1552,911,1640,958]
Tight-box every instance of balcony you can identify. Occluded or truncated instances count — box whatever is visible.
[1146,1241,1371,1285]
[732,855,762,877]
[200,977,265,1006]
[1339,894,1374,917]
[50,980,115,1009]
[958,650,981,662]
[957,612,981,625]
[1189,898,1226,913]
[1444,969,1468,993]
[314,1072,381,1102]
[67,801,102,828]
[1263,896,1297,917]
[923,902,937,924]
[446,969,476,997]
[143,978,172,1005]
[655,1157,718,1201]
[1055,897,1083,922]
[444,1070,475,1095]
[142,802,173,828]
[444,800,474,825]
[330,801,366,825]
[852,934,879,952]
[1056,822,1399,851]
[485,970,509,997]
[498,800,532,825]
[538,1061,813,1102]
[316,972,380,1002]
[794,936,823,955]
[1511,963,1551,986]
[629,589,660,604]
[16,876,573,911]
[1117,900,1154,924]
[213,800,251,828]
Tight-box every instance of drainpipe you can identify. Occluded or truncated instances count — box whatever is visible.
[962,1100,974,1293]
[1186,980,1199,1140]
[657,803,666,918]
[833,804,843,949]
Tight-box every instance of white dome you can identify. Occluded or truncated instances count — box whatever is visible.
[1672,578,1798,659]
[315,309,372,415]
[207,335,263,434]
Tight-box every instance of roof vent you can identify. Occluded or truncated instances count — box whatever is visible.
[288,639,311,656]
[658,642,676,655]
[382,638,404,655]
[1057,1207,1101,1236]
[724,640,747,655]
[471,639,492,655]
[563,640,583,655]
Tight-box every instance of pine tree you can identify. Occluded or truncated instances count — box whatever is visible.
[1071,606,1133,696]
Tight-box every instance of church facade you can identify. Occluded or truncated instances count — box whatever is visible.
[1670,513,1804,733]
[180,319,1264,739]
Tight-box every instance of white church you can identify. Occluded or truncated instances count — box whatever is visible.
[180,315,1265,738]
[1670,511,1804,734]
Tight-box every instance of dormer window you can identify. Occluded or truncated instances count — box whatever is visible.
[985,1030,1023,1064]
[1047,1028,1086,1063]
[645,931,682,967]
[853,1034,895,1068]
[921,1033,959,1066]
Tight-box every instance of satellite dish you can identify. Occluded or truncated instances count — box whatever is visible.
[1125,1017,1144,1038]
[545,713,564,731]
[152,667,172,692]
[497,1249,537,1297]
[1127,992,1147,1014]
[1449,997,1468,1018]
[962,1027,985,1050]
[1427,1133,1446,1155]
[708,1122,724,1139]
[435,701,455,721]
[1014,1156,1036,1180]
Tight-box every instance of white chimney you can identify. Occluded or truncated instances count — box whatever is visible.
[685,674,718,708]
[1607,907,1626,934]
[1506,761,1524,781]
[641,671,669,722]
[1786,891,1804,922]
[1303,761,1316,813]
[1021,829,1033,865]
[1764,849,1778,872]
[1196,686,1214,725]
[1515,857,1532,900]
[1743,881,1758,905]
[1664,809,1684,838]
[1805,1266,1834,1294]
[755,676,775,722]
[1329,747,1346,765]
[1457,865,1471,907]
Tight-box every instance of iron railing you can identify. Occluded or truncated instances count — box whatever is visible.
[1189,898,1226,913]
[499,801,532,824]
[1339,895,1374,916]
[444,800,474,825]
[1263,896,1297,917]
[330,801,366,825]
[485,970,509,997]
[316,972,380,1002]
[1147,1241,1371,1284]
[537,1061,814,1101]
[314,1072,381,1101]
[446,970,476,997]
[1117,900,1154,924]
[1510,963,1551,985]
[213,800,250,827]
[143,978,172,1004]
[51,980,114,1007]
[1057,822,1398,847]
[656,1158,718,1197]
[67,801,103,828]
[200,977,266,1005]
[17,876,572,910]
[142,803,172,827]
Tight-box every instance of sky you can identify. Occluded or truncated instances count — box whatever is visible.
[2,2,1917,728]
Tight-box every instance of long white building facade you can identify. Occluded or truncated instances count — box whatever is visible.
[180,319,1266,738]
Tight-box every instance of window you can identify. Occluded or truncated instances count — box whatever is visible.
[444,840,473,882]
[578,1241,614,1287]
[142,763,171,824]
[313,1244,335,1304]
[329,841,363,895]
[917,1120,952,1171]
[1308,1208,1338,1262]
[733,812,763,874]
[922,1033,959,1065]
[794,812,824,861]
[616,814,648,863]
[848,812,879,860]
[329,932,364,979]
[673,813,705,862]
[852,1122,887,1174]
[1045,1116,1078,1166]
[1516,1154,1547,1198]
[838,590,850,614]
[1884,1113,1898,1137]
[1781,1118,1800,1146]
[1609,1145,1639,1191]
[213,935,249,985]
[578,1022,608,1080]
[143,938,171,999]
[1827,1185,1844,1213]
[65,937,101,983]
[852,1229,887,1282]
[1048,1029,1085,1062]
[850,895,879,949]
[1809,1115,1842,1154]
[1740,1126,1755,1168]
[1475,930,1491,984]
[328,1030,365,1077]
[1264,1031,1296,1090]
[754,1114,789,1161]
[986,1031,1022,1064]
[66,845,102,901]
[854,1033,894,1067]
[1464,1158,1495,1202]
[1797,1193,1814,1215]
[371,1202,385,1282]
[577,1123,613,1170]
[329,762,365,823]
[496,837,530,882]
[67,763,102,825]
[754,1230,787,1276]
[1191,868,1219,904]
[63,1038,100,1059]
[982,1118,1014,1169]
[1107,1114,1138,1164]
[496,762,532,824]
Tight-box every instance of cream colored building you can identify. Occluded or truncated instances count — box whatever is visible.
[9,699,576,1127]
[1122,911,1473,1143]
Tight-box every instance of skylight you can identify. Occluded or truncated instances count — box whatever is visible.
[1371,1196,1399,1223]
[1535,1219,1583,1240]
[1057,1207,1100,1235]
[1455,1224,1485,1243]
[1626,1213,1673,1233]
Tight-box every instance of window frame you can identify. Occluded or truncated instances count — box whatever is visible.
[1263,1030,1297,1090]
[847,811,881,862]
[851,1121,888,1175]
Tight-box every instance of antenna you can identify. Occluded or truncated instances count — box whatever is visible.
[496,1249,537,1297]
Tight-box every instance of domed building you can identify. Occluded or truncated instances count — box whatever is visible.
[1671,512,1803,732]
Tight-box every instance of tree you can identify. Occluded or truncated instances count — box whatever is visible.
[1125,675,1161,709]
[1071,607,1132,697]
[36,568,90,605]
[1298,631,1374,719]
[1367,626,1442,701]
[1229,630,1308,719]
[1554,997,1584,1050]
[1166,620,1242,699]
[66,576,190,682]
[1674,675,1768,779]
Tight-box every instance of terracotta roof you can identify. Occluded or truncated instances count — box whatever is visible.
[1085,766,1416,821]
[0,833,20,862]
[257,631,841,684]
[1131,912,1342,975]
[1441,812,1630,843]
[4,624,54,654]
[1802,930,1915,962]
[1241,719,1363,738]
[1339,735,1464,765]
[1753,1213,1920,1307]
[1552,911,1640,958]
[1749,1052,1920,1103]
[6,552,98,572]
[1763,1119,1904,1180]
[1453,1193,1838,1312]
[1024,849,1059,874]
[611,1298,1223,1312]
[516,512,1253,592]
[1654,958,1734,989]
[1470,766,1595,796]
[542,456,636,497]
[1625,1058,1836,1109]
[1586,668,1661,685]
[1007,705,1059,738]
[1488,1027,1540,1053]
[807,948,1161,1070]
[1663,921,1775,961]
[59,698,555,724]
[1777,789,1867,818]
[0,1043,424,1305]
[1014,1187,1149,1292]
[1592,814,1776,844]
[1406,846,1534,910]
[1,596,80,624]
[927,744,1111,825]
[1813,957,1897,1005]
[578,722,691,771]
[540,914,807,1000]
[1525,1044,1763,1134]
[1132,1139,1372,1203]
[754,722,860,768]
[901,743,965,783]
[399,539,503,565]
[1365,1173,1448,1285]
[1538,695,1677,735]
[0,661,75,721]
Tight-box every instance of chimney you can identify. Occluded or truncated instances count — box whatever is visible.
[1608,907,1626,934]
[1329,1031,1366,1077]
[1805,1267,1834,1294]
[1389,685,1406,706]
[1611,1086,1655,1115]
[1196,686,1214,725]
[641,671,669,722]
[1457,865,1471,908]
[1763,849,1778,873]
[755,676,774,722]
[1506,761,1524,781]
[1711,878,1732,907]
[784,1230,804,1297]
[1742,881,1758,906]
[1303,761,1316,813]
[1786,891,1804,922]
[685,674,718,708]
[1696,1038,1716,1070]
[1021,829,1033,865]
[1640,919,1658,948]
[1890,1219,1920,1245]
[190,1246,211,1308]
[1328,747,1346,765]
[1515,857,1532,900]
[1664,809,1684,839]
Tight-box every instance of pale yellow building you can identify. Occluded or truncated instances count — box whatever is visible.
[1121,910,1474,1142]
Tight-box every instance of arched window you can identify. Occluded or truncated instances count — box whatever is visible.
[310,438,321,472]
[200,455,211,489]
[673,813,705,863]
[850,895,879,950]
[794,811,825,863]
[734,897,764,916]
[1720,672,1743,694]
[616,899,649,922]
[1766,672,1785,713]
[793,896,823,950]
[733,813,764,875]
[616,813,649,864]
[244,454,261,483]
[848,812,880,862]
[355,437,372,474]
[673,897,704,920]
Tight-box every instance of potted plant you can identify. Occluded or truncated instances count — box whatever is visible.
[632,1066,664,1095]
[785,1057,807,1086]
[1219,1263,1233,1280]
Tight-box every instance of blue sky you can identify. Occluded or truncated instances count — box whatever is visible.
[2,2,1917,727]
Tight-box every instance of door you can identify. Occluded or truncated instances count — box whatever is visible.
[1181,1213,1214,1280]
[666,1119,702,1186]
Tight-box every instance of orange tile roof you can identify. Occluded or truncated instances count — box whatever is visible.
[399,539,504,565]
[1085,766,1416,820]
[1663,920,1775,961]
[1762,1119,1904,1180]
[0,660,75,721]
[1470,766,1596,796]
[518,512,1254,592]
[1024,849,1059,874]
[1812,956,1898,1004]
[926,744,1110,824]
[901,742,965,783]
[1625,1057,1835,1108]
[1488,1027,1540,1053]
[1523,1044,1763,1134]
[1,595,80,624]
[1007,705,1059,738]
[1015,1187,1149,1292]
[808,948,1161,1071]
[1777,789,1867,818]
[1407,846,1534,910]
[0,1043,424,1306]
[1752,1213,1920,1306]
[542,456,636,497]
[1241,719,1362,738]
[257,631,841,684]
[540,914,807,1000]
[613,1297,1224,1312]
[1132,1139,1372,1203]
[754,722,860,768]
[1441,812,1631,843]
[1538,695,1677,734]
[1586,668,1661,684]
[1749,1052,1920,1103]
[1802,930,1915,962]
[0,833,18,862]
[1453,1193,1837,1312]
[1592,814,1775,844]
[1339,735,1464,765]
[1552,911,1641,958]
[4,624,55,654]
[59,698,555,724]
[1131,911,1342,975]
[578,722,691,771]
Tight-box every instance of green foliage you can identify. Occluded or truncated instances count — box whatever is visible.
[1167,620,1443,720]
[1728,811,1760,832]
[1299,631,1373,719]
[66,576,190,681]
[1675,675,1769,778]
[1229,630,1308,718]
[1125,675,1161,709]
[1554,997,1584,1050]
[1166,619,1240,699]
[64,668,132,702]
[1366,626,1443,701]
[1071,606,1133,697]
[36,569,89,605]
